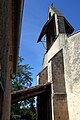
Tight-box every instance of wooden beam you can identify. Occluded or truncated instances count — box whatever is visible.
[11,83,51,104]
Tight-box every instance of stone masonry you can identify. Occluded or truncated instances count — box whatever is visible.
[0,1,24,120]
[63,31,80,120]
[37,4,80,120]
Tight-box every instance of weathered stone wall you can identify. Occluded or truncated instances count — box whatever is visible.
[42,34,68,120]
[52,49,66,93]
[37,67,48,84]
[0,1,23,120]
[42,34,67,69]
[53,95,69,120]
[51,49,69,120]
[0,2,3,116]
[63,31,80,120]
[42,31,80,120]
[38,5,80,120]
[0,1,13,120]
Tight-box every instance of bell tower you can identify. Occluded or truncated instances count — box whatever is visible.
[37,4,74,52]
[37,4,74,120]
[45,4,74,51]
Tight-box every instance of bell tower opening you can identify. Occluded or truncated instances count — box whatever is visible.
[46,14,56,51]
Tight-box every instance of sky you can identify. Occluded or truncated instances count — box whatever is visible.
[19,0,80,86]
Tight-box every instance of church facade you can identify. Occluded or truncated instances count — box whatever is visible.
[37,5,80,120]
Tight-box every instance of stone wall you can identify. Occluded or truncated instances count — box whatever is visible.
[63,31,80,120]
[53,94,69,120]
[52,49,66,93]
[38,67,48,84]
[0,1,23,120]
[42,34,67,69]
[0,1,13,120]
[51,49,69,120]
[42,30,80,120]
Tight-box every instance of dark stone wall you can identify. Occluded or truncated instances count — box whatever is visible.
[51,49,69,120]
[58,16,65,33]
[52,49,66,93]
[0,1,13,120]
[53,94,69,120]
[38,67,48,84]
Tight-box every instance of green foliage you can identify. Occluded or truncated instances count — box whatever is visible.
[12,56,33,92]
[20,107,36,120]
[11,56,36,120]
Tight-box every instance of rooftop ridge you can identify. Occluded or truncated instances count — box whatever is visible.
[49,5,63,16]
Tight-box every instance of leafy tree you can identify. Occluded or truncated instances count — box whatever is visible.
[12,56,33,92]
[11,56,36,120]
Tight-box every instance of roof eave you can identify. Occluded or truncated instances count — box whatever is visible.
[37,14,54,43]
[12,0,24,73]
